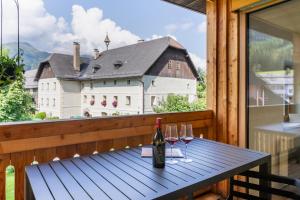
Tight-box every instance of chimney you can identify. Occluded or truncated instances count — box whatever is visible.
[94,49,100,59]
[73,42,80,71]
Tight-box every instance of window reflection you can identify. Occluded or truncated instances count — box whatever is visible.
[248,0,300,181]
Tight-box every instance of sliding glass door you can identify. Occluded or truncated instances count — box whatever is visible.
[248,0,300,179]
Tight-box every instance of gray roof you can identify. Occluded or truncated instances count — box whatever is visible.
[35,54,90,80]
[36,37,197,80]
[82,37,189,79]
[25,69,38,89]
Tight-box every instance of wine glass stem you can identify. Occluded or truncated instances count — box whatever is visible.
[185,144,187,159]
[171,145,173,161]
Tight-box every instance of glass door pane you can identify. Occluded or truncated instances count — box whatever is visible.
[248,0,300,180]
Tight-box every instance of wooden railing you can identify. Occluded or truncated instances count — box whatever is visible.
[0,110,214,200]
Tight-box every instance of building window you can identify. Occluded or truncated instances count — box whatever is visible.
[151,96,156,106]
[90,82,93,90]
[81,83,84,90]
[90,95,95,106]
[53,82,56,90]
[53,98,56,107]
[41,83,44,90]
[176,61,181,70]
[126,96,131,105]
[112,96,118,108]
[168,60,172,69]
[152,80,155,86]
[101,112,108,116]
[103,80,106,85]
[46,98,49,106]
[127,80,131,85]
[47,83,49,90]
[101,95,107,107]
[114,80,117,85]
[83,95,87,103]
[41,98,44,106]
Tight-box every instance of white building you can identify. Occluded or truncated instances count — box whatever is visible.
[35,37,198,119]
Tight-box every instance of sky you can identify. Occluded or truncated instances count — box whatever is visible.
[2,0,207,70]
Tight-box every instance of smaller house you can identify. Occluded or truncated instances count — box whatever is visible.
[24,69,38,104]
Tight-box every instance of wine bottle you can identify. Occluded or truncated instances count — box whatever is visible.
[152,118,165,168]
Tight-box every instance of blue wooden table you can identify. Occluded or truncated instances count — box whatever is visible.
[25,139,271,200]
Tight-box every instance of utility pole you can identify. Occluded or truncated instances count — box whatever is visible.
[14,0,20,66]
[1,0,3,57]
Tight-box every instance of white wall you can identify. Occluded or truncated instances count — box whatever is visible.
[80,79,143,117]
[142,75,197,113]
[38,75,197,118]
[60,80,81,118]
[38,78,61,117]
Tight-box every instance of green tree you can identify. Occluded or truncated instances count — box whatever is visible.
[154,94,206,113]
[0,54,35,122]
[0,80,35,122]
[0,53,24,88]
[197,68,207,100]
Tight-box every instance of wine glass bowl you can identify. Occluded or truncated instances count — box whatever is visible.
[180,124,194,163]
[165,124,178,164]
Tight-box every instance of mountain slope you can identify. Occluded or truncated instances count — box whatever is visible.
[3,42,50,71]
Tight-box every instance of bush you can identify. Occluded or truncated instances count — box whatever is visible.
[6,165,15,175]
[35,112,46,120]
[46,116,59,120]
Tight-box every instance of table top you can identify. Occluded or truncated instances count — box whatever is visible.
[25,139,270,200]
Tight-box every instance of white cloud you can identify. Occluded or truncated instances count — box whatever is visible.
[189,52,206,71]
[165,21,194,33]
[146,34,177,41]
[197,21,206,33]
[2,0,140,54]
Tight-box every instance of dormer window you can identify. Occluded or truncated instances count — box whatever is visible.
[113,60,123,68]
[92,64,101,73]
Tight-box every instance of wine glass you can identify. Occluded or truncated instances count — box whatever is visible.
[180,124,194,163]
[165,124,179,164]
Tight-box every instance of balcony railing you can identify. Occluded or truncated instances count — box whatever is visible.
[0,110,214,200]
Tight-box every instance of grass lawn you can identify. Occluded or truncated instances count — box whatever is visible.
[6,172,14,200]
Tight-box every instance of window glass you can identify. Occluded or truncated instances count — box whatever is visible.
[126,96,131,105]
[248,0,300,180]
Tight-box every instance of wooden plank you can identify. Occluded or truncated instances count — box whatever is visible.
[0,119,212,154]
[0,154,10,200]
[11,151,34,200]
[228,0,239,146]
[231,0,261,11]
[0,111,213,141]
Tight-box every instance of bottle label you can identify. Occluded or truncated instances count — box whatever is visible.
[153,143,165,165]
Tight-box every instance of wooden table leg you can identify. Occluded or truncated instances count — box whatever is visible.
[259,157,271,200]
[25,174,35,200]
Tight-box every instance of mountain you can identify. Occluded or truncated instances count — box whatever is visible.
[3,42,50,71]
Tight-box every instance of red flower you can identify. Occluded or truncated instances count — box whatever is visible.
[90,100,95,106]
[101,100,107,107]
[112,100,118,108]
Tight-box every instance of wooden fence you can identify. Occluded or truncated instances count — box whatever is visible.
[0,110,215,200]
